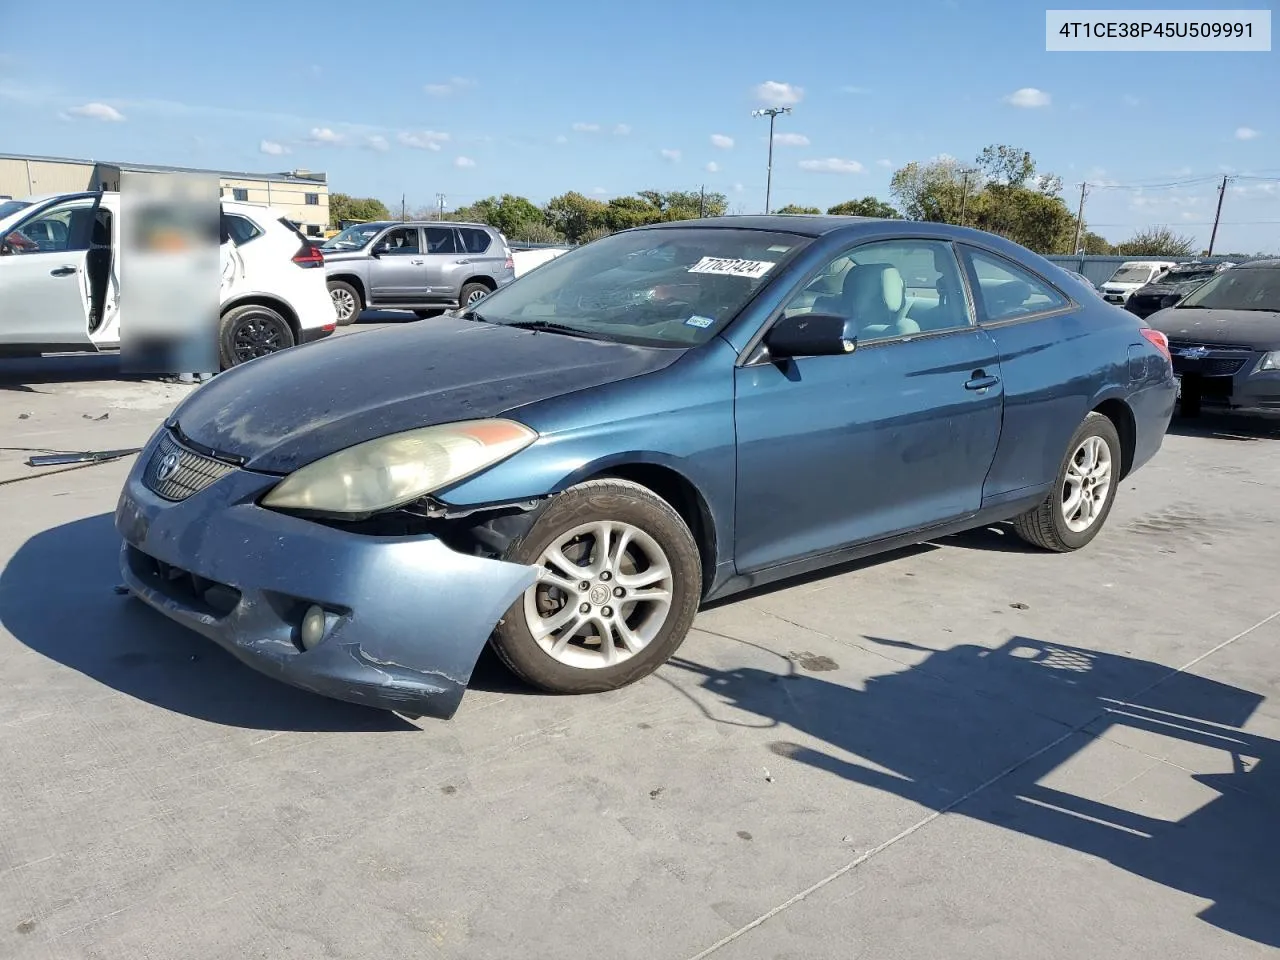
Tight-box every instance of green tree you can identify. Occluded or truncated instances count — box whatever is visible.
[975,144,1035,186]
[1113,225,1197,258]
[889,158,968,222]
[1080,230,1113,254]
[635,189,728,220]
[826,197,901,218]
[328,193,390,226]
[545,192,610,242]
[508,221,565,244]
[602,195,658,232]
[579,226,614,244]
[775,204,822,215]
[450,194,546,238]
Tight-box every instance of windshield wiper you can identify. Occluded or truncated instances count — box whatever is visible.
[502,320,600,340]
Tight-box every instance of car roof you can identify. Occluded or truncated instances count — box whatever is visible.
[1234,258,1280,269]
[345,220,494,230]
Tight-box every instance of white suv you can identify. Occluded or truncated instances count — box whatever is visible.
[0,191,337,369]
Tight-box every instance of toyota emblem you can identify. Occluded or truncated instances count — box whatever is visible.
[155,452,180,483]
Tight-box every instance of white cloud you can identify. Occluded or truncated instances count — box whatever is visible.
[1123,94,1141,107]
[424,77,475,97]
[364,135,390,152]
[929,152,958,164]
[572,122,601,132]
[799,157,866,174]
[454,156,476,168]
[259,139,289,156]
[706,161,720,173]
[592,187,609,195]
[710,133,734,149]
[554,134,568,144]
[398,130,449,150]
[613,123,631,135]
[64,101,124,121]
[307,126,346,145]
[1236,126,1260,140]
[1004,87,1051,108]
[660,148,681,162]
[876,158,893,168]
[733,182,745,193]
[754,80,803,107]
[840,85,870,95]
[772,132,810,147]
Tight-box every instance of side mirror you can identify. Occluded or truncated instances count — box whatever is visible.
[765,312,858,359]
[371,241,390,256]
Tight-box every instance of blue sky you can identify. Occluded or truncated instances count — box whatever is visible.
[1,0,1277,251]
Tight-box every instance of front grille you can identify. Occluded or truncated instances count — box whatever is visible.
[142,430,237,501]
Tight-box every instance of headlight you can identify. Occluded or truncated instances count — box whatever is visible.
[1258,352,1280,373]
[261,419,538,514]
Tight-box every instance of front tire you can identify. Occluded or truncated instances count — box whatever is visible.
[1012,412,1122,552]
[218,304,295,369]
[490,479,702,694]
[327,280,362,326]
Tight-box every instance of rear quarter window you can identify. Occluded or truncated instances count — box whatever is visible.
[459,228,492,254]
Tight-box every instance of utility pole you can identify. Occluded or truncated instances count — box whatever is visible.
[1207,175,1229,257]
[436,193,446,221]
[751,106,792,214]
[698,184,706,218]
[958,170,973,225]
[1071,182,1088,260]
[400,194,406,221]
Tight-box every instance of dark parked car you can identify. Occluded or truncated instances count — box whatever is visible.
[1125,261,1233,319]
[114,216,1176,720]
[1147,258,1280,416]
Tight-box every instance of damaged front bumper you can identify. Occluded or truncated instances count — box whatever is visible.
[114,435,538,720]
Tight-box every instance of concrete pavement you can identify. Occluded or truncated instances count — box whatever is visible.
[1,328,1277,959]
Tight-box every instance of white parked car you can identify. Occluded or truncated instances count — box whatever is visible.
[0,191,337,369]
[1098,260,1178,307]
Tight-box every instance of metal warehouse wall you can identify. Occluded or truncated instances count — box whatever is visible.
[0,158,95,198]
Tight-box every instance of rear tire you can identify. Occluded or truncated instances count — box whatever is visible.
[490,479,702,694]
[1011,412,1121,553]
[459,281,491,308]
[218,304,295,370]
[327,280,362,326]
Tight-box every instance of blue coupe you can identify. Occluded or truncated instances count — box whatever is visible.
[115,216,1177,719]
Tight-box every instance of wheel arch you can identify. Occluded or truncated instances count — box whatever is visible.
[1091,395,1137,479]
[567,457,720,597]
[326,273,367,301]
[463,275,497,292]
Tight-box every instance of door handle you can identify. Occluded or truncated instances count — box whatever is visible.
[455,259,472,265]
[50,266,77,277]
[410,259,424,265]
[965,373,1000,391]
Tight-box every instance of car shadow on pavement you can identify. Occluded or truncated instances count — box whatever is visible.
[668,635,1280,948]
[1167,411,1280,442]
[0,354,182,388]
[0,513,416,732]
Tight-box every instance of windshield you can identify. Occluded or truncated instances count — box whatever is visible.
[1109,266,1156,283]
[321,223,383,250]
[0,199,33,223]
[466,227,811,347]
[1178,266,1280,312]
[1160,268,1216,285]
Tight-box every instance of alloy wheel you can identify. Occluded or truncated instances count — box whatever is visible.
[1061,435,1112,533]
[523,520,674,670]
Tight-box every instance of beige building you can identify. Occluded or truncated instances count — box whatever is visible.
[0,153,330,236]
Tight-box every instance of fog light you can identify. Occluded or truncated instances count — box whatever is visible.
[299,604,327,651]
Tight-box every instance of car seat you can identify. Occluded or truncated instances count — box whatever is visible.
[824,263,921,339]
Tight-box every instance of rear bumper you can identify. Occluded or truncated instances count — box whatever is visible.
[298,323,335,344]
[115,432,538,718]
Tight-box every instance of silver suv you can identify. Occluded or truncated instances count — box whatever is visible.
[320,220,515,324]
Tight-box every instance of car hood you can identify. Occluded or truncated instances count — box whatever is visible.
[1148,307,1280,350]
[1134,281,1205,298]
[172,317,684,473]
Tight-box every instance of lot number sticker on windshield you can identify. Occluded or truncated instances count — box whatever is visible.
[688,257,776,279]
[684,315,714,328]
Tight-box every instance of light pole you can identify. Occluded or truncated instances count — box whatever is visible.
[751,106,791,214]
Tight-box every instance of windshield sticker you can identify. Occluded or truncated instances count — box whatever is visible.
[684,315,715,328]
[688,257,776,279]
[766,245,791,253]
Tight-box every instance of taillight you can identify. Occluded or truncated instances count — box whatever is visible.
[504,253,514,270]
[1140,327,1170,359]
[292,244,324,268]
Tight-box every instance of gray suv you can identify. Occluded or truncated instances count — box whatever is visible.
[320,220,515,324]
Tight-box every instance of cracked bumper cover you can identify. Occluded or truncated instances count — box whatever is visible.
[114,445,538,720]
